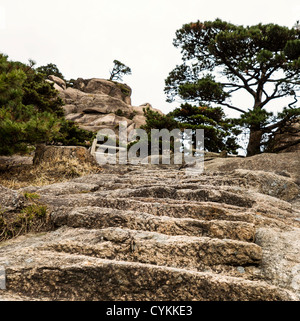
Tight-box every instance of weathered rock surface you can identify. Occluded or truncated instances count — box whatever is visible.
[0,155,32,169]
[48,75,67,90]
[0,153,299,301]
[271,118,300,153]
[0,185,25,211]
[204,151,300,181]
[50,76,162,133]
[73,78,132,105]
[33,144,97,165]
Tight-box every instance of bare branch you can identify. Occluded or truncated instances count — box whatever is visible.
[218,102,246,113]
[227,87,243,95]
[219,54,257,98]
[263,118,289,132]
[223,83,245,89]
[266,70,299,83]
[259,82,288,108]
[288,93,299,108]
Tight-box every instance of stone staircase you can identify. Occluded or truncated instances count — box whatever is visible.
[1,165,299,301]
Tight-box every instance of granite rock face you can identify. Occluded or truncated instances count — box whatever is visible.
[49,76,162,134]
[73,78,132,105]
[0,153,299,301]
[204,151,300,181]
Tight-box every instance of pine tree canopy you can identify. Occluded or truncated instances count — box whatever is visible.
[165,19,300,156]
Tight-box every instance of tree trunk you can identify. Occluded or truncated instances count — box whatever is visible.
[246,95,264,156]
[246,128,263,156]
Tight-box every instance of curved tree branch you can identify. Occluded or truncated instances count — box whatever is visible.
[218,102,246,113]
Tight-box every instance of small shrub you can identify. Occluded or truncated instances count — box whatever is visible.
[21,204,47,219]
[52,120,95,147]
[0,204,49,242]
[24,192,40,200]
[128,111,137,120]
[115,109,124,117]
[118,84,131,97]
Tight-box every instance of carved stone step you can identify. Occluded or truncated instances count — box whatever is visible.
[38,227,262,268]
[43,194,254,223]
[4,250,289,301]
[51,206,255,241]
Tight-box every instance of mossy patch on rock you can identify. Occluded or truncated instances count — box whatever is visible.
[0,200,50,242]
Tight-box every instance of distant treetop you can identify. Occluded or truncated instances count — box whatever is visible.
[36,63,65,81]
[109,60,132,82]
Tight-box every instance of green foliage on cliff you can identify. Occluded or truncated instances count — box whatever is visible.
[0,54,62,154]
[36,63,65,81]
[0,54,93,155]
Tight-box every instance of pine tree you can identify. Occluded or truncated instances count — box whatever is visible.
[141,106,240,154]
[0,54,61,155]
[36,63,65,81]
[165,19,300,156]
[0,54,93,155]
[169,104,241,153]
[109,60,132,82]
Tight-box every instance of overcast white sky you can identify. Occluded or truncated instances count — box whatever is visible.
[0,0,299,115]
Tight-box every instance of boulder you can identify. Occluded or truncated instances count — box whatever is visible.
[62,104,77,115]
[33,145,97,166]
[60,87,84,102]
[48,75,66,90]
[76,95,133,115]
[0,155,32,169]
[45,79,64,92]
[204,151,300,181]
[73,78,132,104]
[131,114,147,128]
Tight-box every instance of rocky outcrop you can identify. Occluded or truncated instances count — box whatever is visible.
[33,145,97,165]
[0,151,299,301]
[48,76,162,134]
[73,78,132,105]
[48,75,67,90]
[271,119,300,153]
[0,155,32,170]
[204,151,300,181]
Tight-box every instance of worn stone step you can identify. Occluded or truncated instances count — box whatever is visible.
[111,186,255,208]
[4,250,289,301]
[97,198,255,223]
[0,290,49,301]
[25,177,255,208]
[41,227,262,268]
[2,161,299,301]
[51,206,255,241]
[42,193,254,223]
